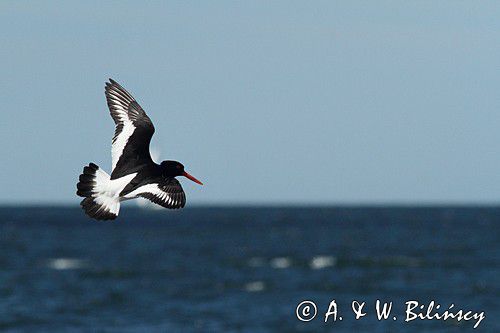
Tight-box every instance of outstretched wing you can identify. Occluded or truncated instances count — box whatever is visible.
[105,79,155,178]
[125,178,186,209]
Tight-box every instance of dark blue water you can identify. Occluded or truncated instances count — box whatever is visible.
[0,206,498,332]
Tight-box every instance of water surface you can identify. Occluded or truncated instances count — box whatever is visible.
[0,206,498,332]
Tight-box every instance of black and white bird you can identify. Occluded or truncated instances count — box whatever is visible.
[76,79,203,220]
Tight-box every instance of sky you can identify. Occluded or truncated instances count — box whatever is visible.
[1,1,499,205]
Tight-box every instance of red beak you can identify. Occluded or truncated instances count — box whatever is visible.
[183,171,203,185]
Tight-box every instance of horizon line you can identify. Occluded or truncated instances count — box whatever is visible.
[1,202,500,208]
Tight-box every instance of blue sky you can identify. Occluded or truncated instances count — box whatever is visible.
[1,1,499,204]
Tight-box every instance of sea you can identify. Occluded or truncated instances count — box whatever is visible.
[0,206,498,332]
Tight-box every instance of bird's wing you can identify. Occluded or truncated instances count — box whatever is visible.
[105,79,155,176]
[128,178,186,209]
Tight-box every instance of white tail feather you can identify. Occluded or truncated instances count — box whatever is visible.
[77,163,137,220]
[89,168,118,214]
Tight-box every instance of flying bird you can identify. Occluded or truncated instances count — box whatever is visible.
[76,79,203,220]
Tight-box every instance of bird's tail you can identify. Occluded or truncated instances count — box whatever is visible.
[76,163,120,220]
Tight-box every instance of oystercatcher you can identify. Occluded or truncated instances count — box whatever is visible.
[76,79,203,220]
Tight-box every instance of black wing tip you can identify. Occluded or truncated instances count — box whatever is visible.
[105,78,135,100]
[105,78,120,90]
[105,79,115,89]
[138,192,186,210]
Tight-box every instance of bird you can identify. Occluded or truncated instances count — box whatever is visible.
[76,79,203,220]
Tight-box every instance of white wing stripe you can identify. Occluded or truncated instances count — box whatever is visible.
[124,184,172,202]
[121,182,185,209]
[111,122,135,170]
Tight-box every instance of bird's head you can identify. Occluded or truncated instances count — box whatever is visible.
[160,160,203,185]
